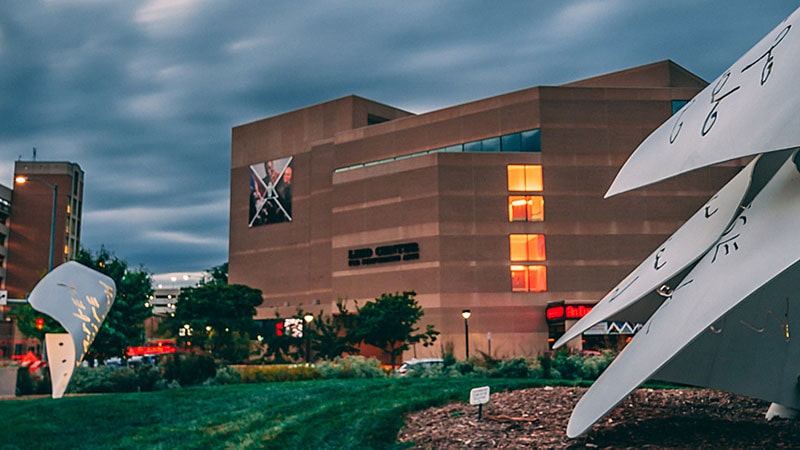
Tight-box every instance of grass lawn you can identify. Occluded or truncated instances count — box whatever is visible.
[0,377,556,449]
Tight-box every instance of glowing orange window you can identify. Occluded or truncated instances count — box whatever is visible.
[510,265,548,292]
[507,165,543,192]
[528,265,547,292]
[509,234,546,261]
[508,195,544,222]
[510,265,528,292]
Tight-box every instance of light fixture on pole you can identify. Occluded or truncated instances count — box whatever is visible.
[303,313,315,363]
[461,309,471,359]
[15,176,58,272]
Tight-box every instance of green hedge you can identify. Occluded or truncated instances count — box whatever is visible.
[233,364,322,383]
[28,350,618,396]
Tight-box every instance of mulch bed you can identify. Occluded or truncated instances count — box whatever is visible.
[398,386,800,448]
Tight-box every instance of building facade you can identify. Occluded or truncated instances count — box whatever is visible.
[229,61,744,360]
[6,161,84,300]
[0,160,83,358]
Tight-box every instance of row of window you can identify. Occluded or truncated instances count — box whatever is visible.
[507,164,547,292]
[334,128,542,173]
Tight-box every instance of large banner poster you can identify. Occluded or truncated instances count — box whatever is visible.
[249,156,293,226]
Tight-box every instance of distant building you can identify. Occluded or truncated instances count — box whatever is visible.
[144,272,208,339]
[6,161,84,300]
[0,160,83,358]
[228,61,744,361]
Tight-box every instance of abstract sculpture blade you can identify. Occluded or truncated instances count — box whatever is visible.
[606,7,800,197]
[553,158,755,348]
[45,333,76,399]
[558,5,800,437]
[567,151,800,438]
[27,261,116,398]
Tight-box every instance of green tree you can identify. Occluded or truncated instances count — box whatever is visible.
[164,283,263,363]
[259,311,303,363]
[9,303,63,343]
[308,299,360,361]
[352,291,439,369]
[75,247,154,361]
[206,262,228,285]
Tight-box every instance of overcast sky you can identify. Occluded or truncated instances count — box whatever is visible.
[0,1,796,276]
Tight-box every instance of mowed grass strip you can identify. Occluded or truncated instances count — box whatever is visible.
[0,378,548,449]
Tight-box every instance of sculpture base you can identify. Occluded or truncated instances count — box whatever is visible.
[766,403,800,421]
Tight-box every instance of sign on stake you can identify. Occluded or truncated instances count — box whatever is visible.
[470,386,490,420]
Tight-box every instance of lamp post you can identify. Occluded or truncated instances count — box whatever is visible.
[303,313,314,363]
[461,309,471,359]
[15,176,58,272]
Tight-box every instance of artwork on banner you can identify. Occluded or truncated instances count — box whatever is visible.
[249,156,293,226]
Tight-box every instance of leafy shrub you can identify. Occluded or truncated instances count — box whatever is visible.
[491,357,531,378]
[235,364,321,383]
[577,350,615,380]
[537,354,553,379]
[162,353,217,387]
[207,365,242,385]
[551,351,583,380]
[15,368,50,396]
[136,365,165,392]
[68,366,116,393]
[316,356,385,379]
[109,368,140,392]
[67,365,165,393]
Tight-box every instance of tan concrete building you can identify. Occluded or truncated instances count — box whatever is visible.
[229,61,743,361]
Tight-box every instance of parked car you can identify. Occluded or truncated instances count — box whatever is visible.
[396,358,444,375]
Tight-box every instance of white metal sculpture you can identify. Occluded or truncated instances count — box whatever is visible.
[554,6,800,438]
[27,261,116,398]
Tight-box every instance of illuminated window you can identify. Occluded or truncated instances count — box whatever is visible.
[508,195,544,222]
[510,265,547,292]
[509,234,546,261]
[507,165,542,192]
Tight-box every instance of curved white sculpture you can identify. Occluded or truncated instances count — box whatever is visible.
[606,8,800,196]
[556,5,800,438]
[27,261,116,398]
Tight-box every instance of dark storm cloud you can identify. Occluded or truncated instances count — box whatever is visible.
[0,0,795,274]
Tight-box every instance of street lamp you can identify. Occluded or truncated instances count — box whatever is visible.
[461,309,471,359]
[15,176,58,272]
[303,313,314,363]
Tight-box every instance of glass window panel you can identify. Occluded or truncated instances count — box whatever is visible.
[508,196,528,221]
[481,137,500,152]
[527,234,546,261]
[520,129,541,152]
[464,140,482,152]
[509,234,528,261]
[510,265,528,292]
[525,165,543,191]
[501,133,521,151]
[529,196,544,221]
[507,165,526,191]
[528,266,547,292]
[671,100,689,115]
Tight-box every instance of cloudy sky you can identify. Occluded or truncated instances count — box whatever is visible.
[0,1,795,276]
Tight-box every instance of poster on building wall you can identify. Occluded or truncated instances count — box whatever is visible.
[249,156,293,226]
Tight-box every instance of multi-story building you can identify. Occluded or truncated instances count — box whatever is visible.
[6,161,84,300]
[0,161,83,358]
[228,61,743,361]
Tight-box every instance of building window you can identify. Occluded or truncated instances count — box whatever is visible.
[508,195,544,222]
[672,100,689,114]
[509,234,546,261]
[511,265,547,292]
[507,165,543,192]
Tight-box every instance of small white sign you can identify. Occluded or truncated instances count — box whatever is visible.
[470,386,490,405]
[0,290,6,305]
